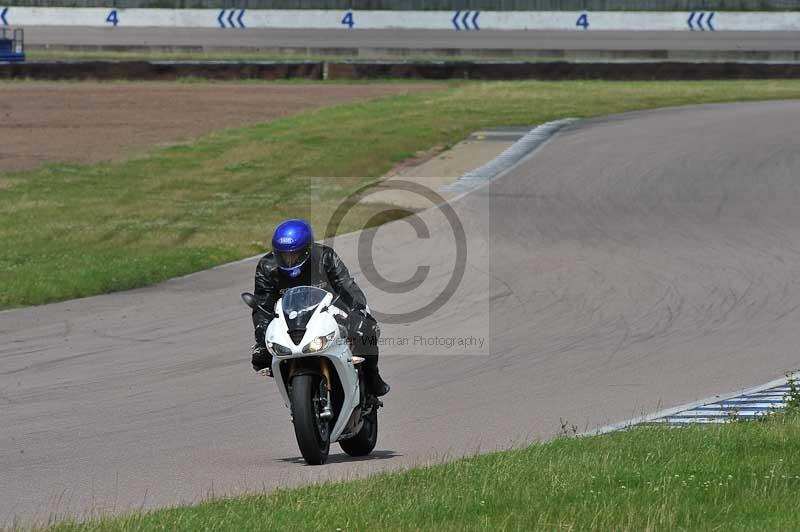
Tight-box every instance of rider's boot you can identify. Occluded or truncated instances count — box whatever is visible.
[363,358,390,397]
[251,344,273,377]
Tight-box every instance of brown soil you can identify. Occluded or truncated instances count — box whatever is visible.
[0,82,441,173]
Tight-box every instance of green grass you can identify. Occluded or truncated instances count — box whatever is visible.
[5,80,800,309]
[42,411,800,531]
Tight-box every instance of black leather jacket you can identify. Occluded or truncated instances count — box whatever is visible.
[252,243,368,347]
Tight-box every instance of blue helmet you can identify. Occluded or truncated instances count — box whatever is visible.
[272,219,314,278]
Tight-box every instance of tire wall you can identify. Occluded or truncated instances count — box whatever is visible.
[4,61,800,80]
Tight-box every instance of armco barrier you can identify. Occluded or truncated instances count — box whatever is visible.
[2,61,800,80]
[1,8,799,30]
[24,44,800,63]
[2,0,798,11]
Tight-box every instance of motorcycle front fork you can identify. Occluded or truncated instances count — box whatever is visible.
[319,358,334,421]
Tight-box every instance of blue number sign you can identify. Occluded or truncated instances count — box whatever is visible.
[341,11,354,28]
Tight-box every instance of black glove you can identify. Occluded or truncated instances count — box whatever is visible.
[251,344,273,375]
[348,308,379,338]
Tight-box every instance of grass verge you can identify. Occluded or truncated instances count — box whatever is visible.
[5,80,800,309]
[43,410,800,531]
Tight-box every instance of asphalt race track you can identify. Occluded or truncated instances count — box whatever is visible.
[4,101,800,524]
[25,27,800,53]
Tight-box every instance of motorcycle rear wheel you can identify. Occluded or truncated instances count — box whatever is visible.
[290,374,330,465]
[339,408,378,457]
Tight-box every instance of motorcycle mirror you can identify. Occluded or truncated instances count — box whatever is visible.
[241,292,275,319]
[241,292,257,309]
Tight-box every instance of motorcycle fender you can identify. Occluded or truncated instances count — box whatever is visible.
[271,352,360,443]
[272,357,327,408]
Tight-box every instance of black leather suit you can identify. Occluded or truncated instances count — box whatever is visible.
[251,243,379,370]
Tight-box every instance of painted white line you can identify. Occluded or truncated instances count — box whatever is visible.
[669,410,774,417]
[654,418,727,424]
[444,118,579,194]
[692,401,786,413]
[718,397,785,403]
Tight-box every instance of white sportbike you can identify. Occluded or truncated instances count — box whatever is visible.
[241,285,382,465]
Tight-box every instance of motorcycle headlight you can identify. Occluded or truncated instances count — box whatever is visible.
[302,331,335,354]
[267,341,292,357]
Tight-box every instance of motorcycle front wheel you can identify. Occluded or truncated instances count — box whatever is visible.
[290,374,330,465]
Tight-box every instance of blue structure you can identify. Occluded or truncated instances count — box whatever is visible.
[0,28,25,63]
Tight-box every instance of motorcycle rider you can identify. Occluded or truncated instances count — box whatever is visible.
[250,219,390,397]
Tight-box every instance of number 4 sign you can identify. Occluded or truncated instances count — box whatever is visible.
[106,9,119,26]
[341,11,354,29]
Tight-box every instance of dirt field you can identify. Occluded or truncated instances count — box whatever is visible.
[0,82,440,173]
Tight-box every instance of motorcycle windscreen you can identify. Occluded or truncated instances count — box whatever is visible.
[281,285,329,330]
